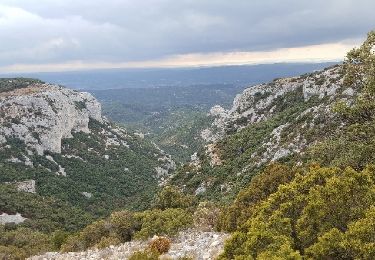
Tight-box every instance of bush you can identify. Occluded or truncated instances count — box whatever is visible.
[51,230,70,250]
[61,220,111,252]
[110,210,139,242]
[0,226,52,259]
[95,235,121,249]
[134,208,193,239]
[148,236,171,254]
[219,165,375,259]
[60,207,192,253]
[217,163,296,232]
[128,250,159,260]
[60,234,85,252]
[152,185,195,210]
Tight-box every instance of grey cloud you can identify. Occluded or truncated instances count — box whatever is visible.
[0,0,374,66]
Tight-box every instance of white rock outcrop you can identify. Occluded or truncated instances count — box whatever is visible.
[201,66,345,144]
[196,65,359,175]
[4,180,36,193]
[28,230,229,260]
[0,213,27,224]
[0,84,102,155]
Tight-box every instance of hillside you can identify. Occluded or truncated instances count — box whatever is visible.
[169,64,353,201]
[0,80,175,221]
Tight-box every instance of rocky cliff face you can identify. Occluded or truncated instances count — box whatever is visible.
[202,65,350,144]
[171,65,358,197]
[200,65,357,166]
[0,83,102,155]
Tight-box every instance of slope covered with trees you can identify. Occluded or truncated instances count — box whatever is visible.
[217,30,375,259]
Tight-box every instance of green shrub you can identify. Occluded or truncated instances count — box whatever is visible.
[152,185,195,210]
[220,165,375,259]
[134,208,193,239]
[61,220,111,252]
[51,230,70,250]
[109,210,140,242]
[0,226,52,259]
[128,250,159,260]
[217,163,296,232]
[95,235,121,249]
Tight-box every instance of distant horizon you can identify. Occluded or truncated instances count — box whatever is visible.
[0,60,340,76]
[0,62,337,91]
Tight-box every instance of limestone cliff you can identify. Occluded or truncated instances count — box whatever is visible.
[172,65,358,197]
[0,83,102,155]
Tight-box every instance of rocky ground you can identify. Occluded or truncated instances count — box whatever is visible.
[29,230,229,260]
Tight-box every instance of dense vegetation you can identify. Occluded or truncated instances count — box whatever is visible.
[0,118,172,258]
[59,186,196,252]
[219,165,375,259]
[0,119,163,216]
[0,184,93,232]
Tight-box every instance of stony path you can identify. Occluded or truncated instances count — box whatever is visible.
[29,230,229,260]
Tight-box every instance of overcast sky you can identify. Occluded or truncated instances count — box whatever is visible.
[0,0,374,72]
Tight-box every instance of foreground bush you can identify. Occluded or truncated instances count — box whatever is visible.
[217,163,296,232]
[219,165,375,259]
[134,208,193,239]
[61,207,192,252]
[148,236,171,254]
[0,226,52,259]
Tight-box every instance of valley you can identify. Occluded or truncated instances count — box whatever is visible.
[1,32,375,259]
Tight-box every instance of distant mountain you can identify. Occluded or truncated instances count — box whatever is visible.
[2,62,337,90]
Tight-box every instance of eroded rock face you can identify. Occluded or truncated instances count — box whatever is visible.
[0,84,102,155]
[201,66,346,144]
[199,65,356,171]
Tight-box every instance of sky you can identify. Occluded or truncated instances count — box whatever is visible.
[0,0,374,73]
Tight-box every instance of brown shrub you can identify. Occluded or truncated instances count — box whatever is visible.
[148,236,171,254]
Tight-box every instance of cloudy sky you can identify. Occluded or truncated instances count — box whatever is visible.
[0,0,374,72]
